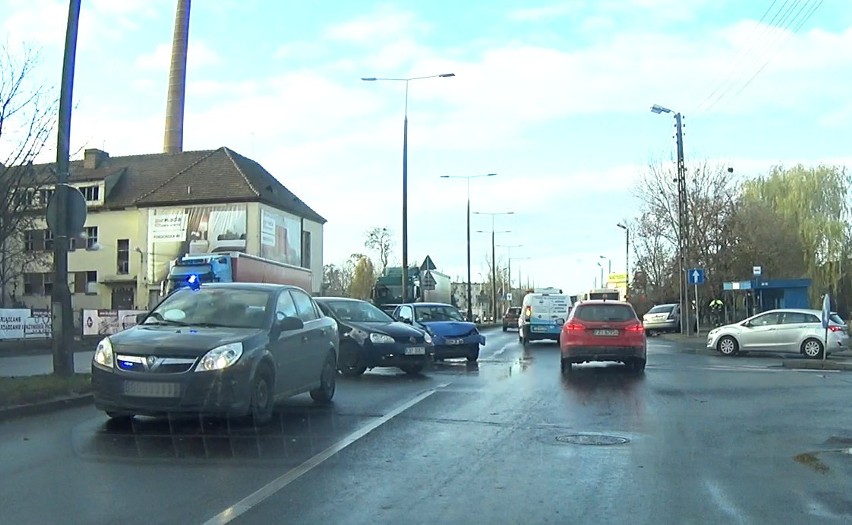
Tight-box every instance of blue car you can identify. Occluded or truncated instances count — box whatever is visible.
[392,303,485,362]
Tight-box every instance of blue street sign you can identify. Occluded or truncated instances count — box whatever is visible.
[688,268,705,285]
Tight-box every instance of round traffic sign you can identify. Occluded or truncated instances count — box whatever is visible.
[46,185,88,237]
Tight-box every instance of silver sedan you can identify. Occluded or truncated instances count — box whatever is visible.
[706,308,849,358]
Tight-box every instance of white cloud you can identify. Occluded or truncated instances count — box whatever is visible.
[324,8,430,44]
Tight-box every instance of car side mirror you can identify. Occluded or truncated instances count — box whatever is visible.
[275,312,304,332]
[135,312,148,324]
[400,316,413,324]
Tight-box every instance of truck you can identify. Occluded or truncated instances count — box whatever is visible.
[164,252,313,294]
[372,265,452,313]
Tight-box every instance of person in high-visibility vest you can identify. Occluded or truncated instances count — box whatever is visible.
[709,298,724,327]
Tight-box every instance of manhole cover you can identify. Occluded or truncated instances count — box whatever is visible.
[555,433,630,446]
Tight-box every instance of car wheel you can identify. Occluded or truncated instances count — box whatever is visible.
[339,365,367,377]
[632,358,646,373]
[467,345,479,362]
[560,359,572,374]
[801,338,824,359]
[249,366,275,426]
[717,335,739,356]
[310,353,337,403]
[646,329,655,337]
[502,325,507,332]
[522,327,531,347]
[106,411,134,422]
[400,365,424,375]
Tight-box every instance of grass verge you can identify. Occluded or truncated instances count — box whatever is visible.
[0,374,92,409]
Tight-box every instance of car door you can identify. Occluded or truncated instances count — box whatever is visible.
[270,290,303,396]
[290,289,327,388]
[739,312,782,351]
[775,312,811,353]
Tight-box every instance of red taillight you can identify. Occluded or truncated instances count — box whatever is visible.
[565,322,584,331]
[625,324,644,333]
[829,325,844,332]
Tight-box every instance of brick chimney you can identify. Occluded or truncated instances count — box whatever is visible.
[84,148,109,169]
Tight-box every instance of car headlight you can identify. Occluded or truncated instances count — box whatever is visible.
[196,342,244,372]
[93,337,114,370]
[369,333,395,344]
[423,332,433,344]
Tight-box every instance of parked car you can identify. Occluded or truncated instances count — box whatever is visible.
[315,297,432,376]
[706,308,849,358]
[560,300,646,373]
[393,302,485,362]
[502,307,521,332]
[642,303,681,335]
[91,283,338,426]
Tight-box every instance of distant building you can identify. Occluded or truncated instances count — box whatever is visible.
[451,281,487,319]
[6,147,325,311]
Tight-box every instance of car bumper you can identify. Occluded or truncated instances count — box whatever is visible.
[643,320,679,331]
[346,342,432,369]
[526,324,561,340]
[561,345,646,363]
[92,362,254,417]
[431,333,484,358]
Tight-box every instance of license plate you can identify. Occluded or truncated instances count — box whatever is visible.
[123,381,180,398]
[405,346,426,355]
[446,338,464,345]
[594,329,619,336]
[532,326,546,332]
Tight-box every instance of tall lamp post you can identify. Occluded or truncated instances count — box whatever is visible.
[498,244,523,306]
[651,103,688,335]
[362,72,455,302]
[474,211,513,321]
[599,255,611,285]
[441,173,497,321]
[617,223,629,300]
[596,261,604,289]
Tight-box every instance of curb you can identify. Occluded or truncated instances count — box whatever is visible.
[781,360,852,372]
[0,393,93,422]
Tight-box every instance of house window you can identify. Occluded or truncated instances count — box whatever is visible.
[117,239,130,274]
[44,229,54,251]
[301,230,312,268]
[86,270,98,294]
[73,271,87,294]
[39,189,54,207]
[24,273,42,295]
[84,226,98,249]
[24,230,43,252]
[81,185,100,202]
[43,272,53,296]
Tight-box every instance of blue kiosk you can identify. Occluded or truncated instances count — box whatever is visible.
[722,278,812,321]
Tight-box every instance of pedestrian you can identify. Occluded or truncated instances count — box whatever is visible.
[709,298,724,327]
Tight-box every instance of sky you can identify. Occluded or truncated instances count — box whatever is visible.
[1,0,851,294]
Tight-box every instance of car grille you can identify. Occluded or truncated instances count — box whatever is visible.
[393,336,425,344]
[116,354,197,374]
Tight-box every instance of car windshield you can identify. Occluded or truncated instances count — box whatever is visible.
[415,305,465,322]
[648,305,675,314]
[145,287,271,329]
[575,304,636,322]
[323,300,393,323]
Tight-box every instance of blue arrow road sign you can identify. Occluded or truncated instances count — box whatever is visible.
[688,268,705,285]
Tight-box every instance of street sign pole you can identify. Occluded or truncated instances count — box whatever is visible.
[822,293,831,362]
[695,283,699,335]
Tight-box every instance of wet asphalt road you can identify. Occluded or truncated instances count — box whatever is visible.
[2,329,852,524]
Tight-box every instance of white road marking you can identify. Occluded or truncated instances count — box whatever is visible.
[202,384,449,525]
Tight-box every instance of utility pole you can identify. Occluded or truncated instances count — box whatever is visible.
[52,0,81,376]
[675,112,689,336]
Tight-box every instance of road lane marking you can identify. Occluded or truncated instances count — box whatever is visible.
[202,384,449,525]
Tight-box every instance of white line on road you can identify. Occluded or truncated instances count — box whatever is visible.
[202,384,449,525]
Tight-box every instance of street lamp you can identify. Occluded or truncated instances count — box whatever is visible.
[511,256,532,294]
[362,72,455,302]
[596,261,604,289]
[474,211,514,321]
[617,223,629,300]
[651,102,688,335]
[441,173,497,320]
[599,255,611,284]
[498,244,523,306]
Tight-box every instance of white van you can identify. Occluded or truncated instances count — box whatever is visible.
[519,291,572,345]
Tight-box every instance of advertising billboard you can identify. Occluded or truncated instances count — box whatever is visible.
[147,204,247,283]
[259,207,302,267]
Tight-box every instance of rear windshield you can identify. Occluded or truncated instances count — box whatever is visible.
[647,304,675,314]
[507,308,521,315]
[831,313,845,325]
[574,304,636,322]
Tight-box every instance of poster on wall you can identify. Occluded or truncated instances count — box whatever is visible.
[259,208,302,266]
[0,309,53,340]
[82,309,147,336]
[147,204,248,284]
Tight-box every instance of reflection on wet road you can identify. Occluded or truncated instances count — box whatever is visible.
[3,328,852,524]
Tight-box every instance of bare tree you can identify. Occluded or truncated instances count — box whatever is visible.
[0,46,57,307]
[365,227,393,275]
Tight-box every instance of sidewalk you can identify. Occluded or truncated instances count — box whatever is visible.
[0,351,94,377]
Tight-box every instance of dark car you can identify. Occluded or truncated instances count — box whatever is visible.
[393,302,485,362]
[315,297,432,376]
[91,283,339,426]
[502,307,521,332]
[560,300,646,374]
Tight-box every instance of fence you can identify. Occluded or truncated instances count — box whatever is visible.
[0,308,147,340]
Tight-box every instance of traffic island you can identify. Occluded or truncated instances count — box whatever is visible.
[0,373,93,421]
[781,359,852,372]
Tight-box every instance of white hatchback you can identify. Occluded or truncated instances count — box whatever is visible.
[706,308,849,358]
